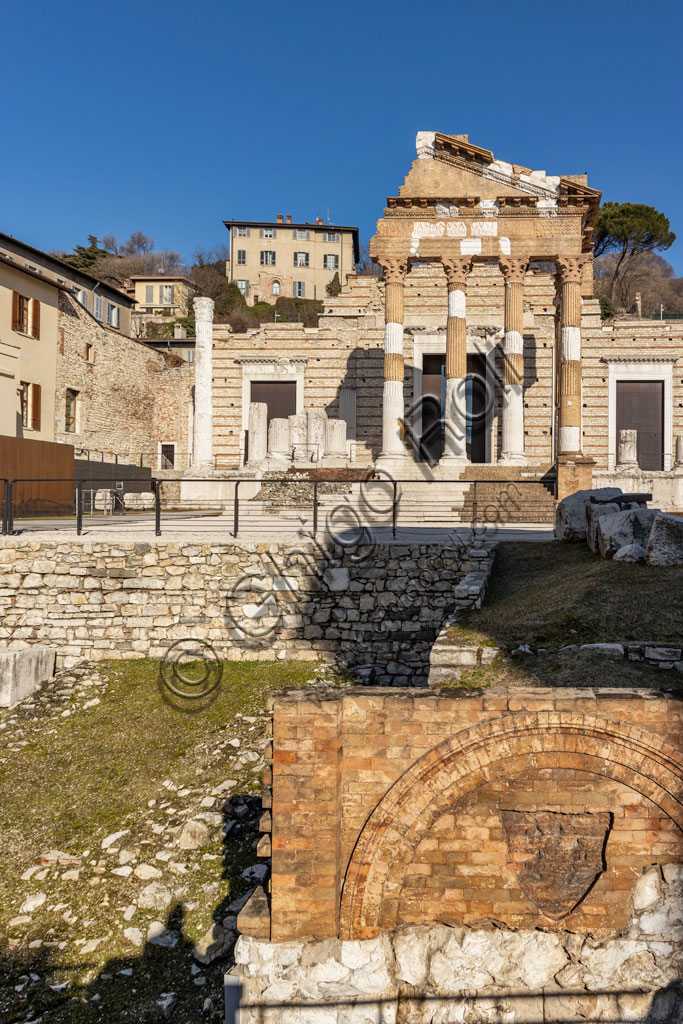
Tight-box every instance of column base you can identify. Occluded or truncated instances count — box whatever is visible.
[439,454,469,468]
[556,454,595,502]
[499,453,527,466]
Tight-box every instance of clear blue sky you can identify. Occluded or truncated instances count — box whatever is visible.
[4,0,683,272]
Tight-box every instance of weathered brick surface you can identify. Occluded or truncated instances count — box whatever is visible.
[266,688,683,942]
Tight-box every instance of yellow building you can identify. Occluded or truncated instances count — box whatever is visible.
[0,232,133,337]
[0,254,64,440]
[224,214,359,305]
[128,275,196,317]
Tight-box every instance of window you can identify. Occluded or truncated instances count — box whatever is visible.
[65,389,79,433]
[272,281,281,296]
[76,288,88,309]
[20,382,41,430]
[323,254,339,270]
[260,227,276,239]
[160,443,176,469]
[11,293,40,338]
[94,295,103,321]
[237,279,250,297]
[237,249,246,265]
[323,231,340,242]
[106,302,120,329]
[293,251,309,267]
[260,251,276,266]
[234,226,250,237]
[293,228,310,240]
[145,285,154,303]
[160,285,174,305]
[85,343,94,362]
[186,348,195,363]
[293,281,305,298]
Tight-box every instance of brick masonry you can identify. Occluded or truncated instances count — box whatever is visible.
[258,687,683,943]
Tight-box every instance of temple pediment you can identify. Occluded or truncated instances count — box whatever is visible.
[396,132,600,205]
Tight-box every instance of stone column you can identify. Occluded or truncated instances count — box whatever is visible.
[441,257,472,463]
[379,258,409,459]
[288,414,307,461]
[499,258,528,463]
[676,435,683,468]
[192,296,215,471]
[247,402,268,465]
[326,418,347,458]
[268,418,290,459]
[306,408,327,462]
[556,257,586,455]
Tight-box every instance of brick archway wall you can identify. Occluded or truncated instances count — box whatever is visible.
[339,710,683,940]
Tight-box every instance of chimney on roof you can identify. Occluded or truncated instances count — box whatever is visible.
[286,215,292,224]
[174,324,187,339]
[315,217,323,225]
[276,214,284,224]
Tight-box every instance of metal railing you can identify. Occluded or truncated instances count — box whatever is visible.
[1,475,557,539]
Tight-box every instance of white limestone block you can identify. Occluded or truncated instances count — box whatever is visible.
[267,418,290,459]
[306,408,328,462]
[0,646,55,707]
[247,403,268,464]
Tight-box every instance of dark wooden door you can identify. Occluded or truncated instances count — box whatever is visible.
[616,380,664,471]
[421,354,445,461]
[251,381,297,425]
[466,353,488,464]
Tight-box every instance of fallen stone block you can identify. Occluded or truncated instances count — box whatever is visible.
[0,647,56,708]
[613,543,646,563]
[645,512,683,566]
[597,508,658,559]
[555,488,622,542]
[586,503,620,554]
[580,643,625,658]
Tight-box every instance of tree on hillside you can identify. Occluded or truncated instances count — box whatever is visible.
[59,235,112,271]
[593,202,675,302]
[59,232,184,286]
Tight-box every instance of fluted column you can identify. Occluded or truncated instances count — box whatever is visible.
[499,258,528,463]
[441,257,472,463]
[556,257,586,455]
[192,295,215,470]
[379,258,408,459]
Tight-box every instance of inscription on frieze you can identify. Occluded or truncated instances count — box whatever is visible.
[500,809,612,920]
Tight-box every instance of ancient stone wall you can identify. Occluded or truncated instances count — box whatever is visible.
[211,266,603,469]
[55,293,193,461]
[0,540,490,680]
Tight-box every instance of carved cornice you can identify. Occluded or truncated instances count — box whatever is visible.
[441,257,473,290]
[377,257,409,285]
[499,257,529,285]
[556,256,590,285]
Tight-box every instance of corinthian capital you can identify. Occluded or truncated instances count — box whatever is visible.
[556,256,589,285]
[498,257,528,285]
[441,257,473,291]
[378,257,409,285]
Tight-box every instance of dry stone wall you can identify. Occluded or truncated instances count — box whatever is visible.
[0,540,491,682]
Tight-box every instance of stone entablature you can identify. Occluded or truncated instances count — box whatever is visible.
[256,687,683,944]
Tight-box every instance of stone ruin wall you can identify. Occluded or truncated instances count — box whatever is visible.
[0,539,491,680]
[54,292,193,463]
[211,266,604,469]
[233,687,683,1023]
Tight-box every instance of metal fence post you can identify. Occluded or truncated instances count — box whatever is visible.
[76,480,83,536]
[392,480,398,539]
[7,481,14,535]
[154,478,162,537]
[313,480,318,537]
[232,480,240,538]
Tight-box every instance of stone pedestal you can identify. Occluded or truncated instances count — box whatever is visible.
[557,454,595,502]
[326,418,347,459]
[247,403,268,465]
[288,415,307,461]
[617,429,639,469]
[268,418,290,459]
[306,409,327,462]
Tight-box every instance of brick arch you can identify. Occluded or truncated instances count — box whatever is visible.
[339,710,683,940]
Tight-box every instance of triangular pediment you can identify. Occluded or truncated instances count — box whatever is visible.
[397,132,600,204]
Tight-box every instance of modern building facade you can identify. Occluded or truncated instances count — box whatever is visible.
[224,214,359,305]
